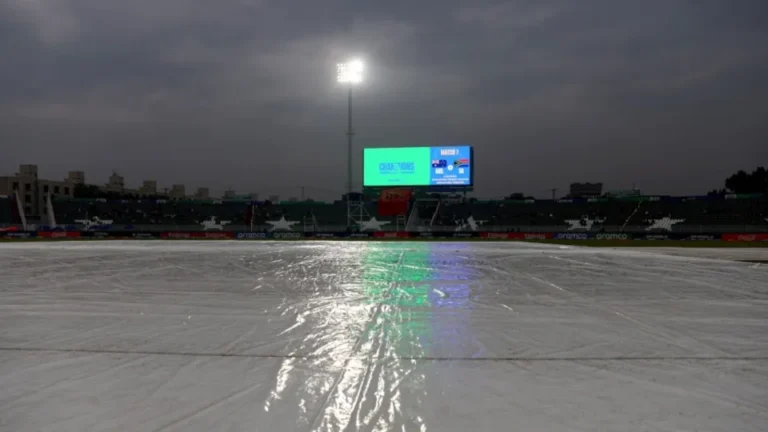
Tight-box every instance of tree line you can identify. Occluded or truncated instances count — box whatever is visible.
[709,166,767,195]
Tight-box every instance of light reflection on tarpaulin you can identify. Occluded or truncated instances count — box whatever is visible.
[360,243,434,358]
[312,242,472,431]
[310,242,440,431]
[425,243,474,359]
[357,242,475,360]
[238,242,475,431]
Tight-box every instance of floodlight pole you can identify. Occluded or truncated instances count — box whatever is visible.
[347,86,353,219]
[337,59,367,230]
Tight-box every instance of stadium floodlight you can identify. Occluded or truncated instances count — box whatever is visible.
[337,59,365,228]
[337,59,364,84]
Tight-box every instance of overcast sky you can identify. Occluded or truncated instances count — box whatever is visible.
[1,0,766,199]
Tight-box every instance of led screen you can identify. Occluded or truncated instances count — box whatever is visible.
[363,146,473,187]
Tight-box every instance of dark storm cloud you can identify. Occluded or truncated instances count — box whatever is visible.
[1,0,767,199]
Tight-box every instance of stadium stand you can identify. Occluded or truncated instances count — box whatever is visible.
[621,195,768,232]
[405,195,767,232]
[434,198,634,231]
[54,199,158,225]
[276,202,347,227]
[52,198,252,230]
[158,201,248,227]
[40,193,768,233]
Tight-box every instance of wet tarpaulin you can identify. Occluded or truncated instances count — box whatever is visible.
[0,241,767,431]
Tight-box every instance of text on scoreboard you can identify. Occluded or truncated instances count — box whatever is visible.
[363,146,473,187]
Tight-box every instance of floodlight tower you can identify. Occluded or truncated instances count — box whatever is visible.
[337,59,365,228]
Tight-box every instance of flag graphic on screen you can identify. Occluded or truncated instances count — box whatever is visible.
[431,160,447,168]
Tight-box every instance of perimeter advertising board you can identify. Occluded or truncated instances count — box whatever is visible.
[363,146,473,187]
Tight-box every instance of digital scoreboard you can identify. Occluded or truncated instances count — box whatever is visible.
[363,146,473,187]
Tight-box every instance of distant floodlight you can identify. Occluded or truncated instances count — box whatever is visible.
[337,59,364,84]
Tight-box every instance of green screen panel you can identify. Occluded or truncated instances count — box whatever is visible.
[363,147,432,187]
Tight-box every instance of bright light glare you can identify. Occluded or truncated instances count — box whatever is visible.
[337,59,364,84]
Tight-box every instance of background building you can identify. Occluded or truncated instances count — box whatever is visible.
[169,184,186,199]
[569,182,603,198]
[0,164,216,218]
[105,172,125,194]
[139,180,158,196]
[194,187,210,199]
[0,164,75,217]
[67,171,85,185]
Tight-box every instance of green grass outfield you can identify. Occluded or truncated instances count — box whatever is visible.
[525,239,768,247]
